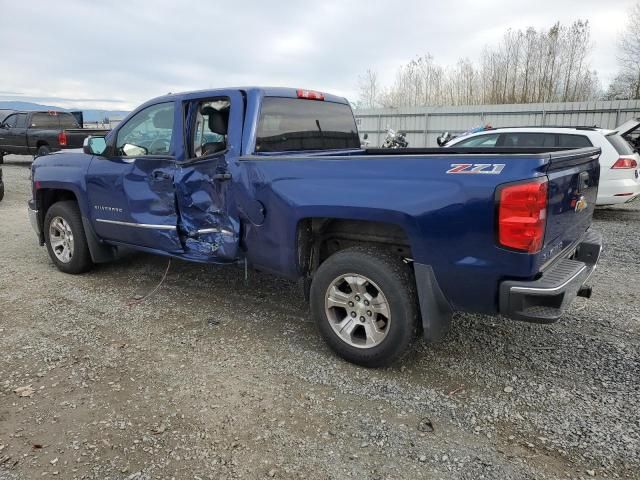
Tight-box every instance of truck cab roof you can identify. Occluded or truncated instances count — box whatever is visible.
[141,87,350,107]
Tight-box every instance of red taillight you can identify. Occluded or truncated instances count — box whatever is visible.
[497,178,548,253]
[58,131,67,146]
[611,158,638,169]
[296,89,325,101]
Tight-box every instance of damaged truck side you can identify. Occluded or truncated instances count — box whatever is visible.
[28,87,603,367]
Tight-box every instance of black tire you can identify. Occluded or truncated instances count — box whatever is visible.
[44,200,93,274]
[310,246,419,368]
[0,181,4,202]
[0,152,4,164]
[37,145,50,157]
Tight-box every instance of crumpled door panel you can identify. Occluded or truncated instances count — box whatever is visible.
[174,162,239,262]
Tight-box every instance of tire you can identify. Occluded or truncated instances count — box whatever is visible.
[310,246,418,368]
[44,200,93,274]
[0,152,4,164]
[37,145,50,157]
[0,181,4,202]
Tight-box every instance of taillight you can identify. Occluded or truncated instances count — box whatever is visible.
[611,158,638,169]
[58,131,67,146]
[296,89,325,100]
[497,178,548,253]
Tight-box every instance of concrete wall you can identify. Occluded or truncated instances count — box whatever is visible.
[354,100,640,147]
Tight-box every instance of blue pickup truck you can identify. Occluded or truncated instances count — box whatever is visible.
[28,87,603,367]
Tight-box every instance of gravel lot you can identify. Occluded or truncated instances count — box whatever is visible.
[0,155,638,480]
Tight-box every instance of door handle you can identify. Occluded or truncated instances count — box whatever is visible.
[212,172,232,181]
[152,170,172,180]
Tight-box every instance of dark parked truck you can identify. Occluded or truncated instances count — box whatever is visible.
[0,110,109,162]
[28,87,603,366]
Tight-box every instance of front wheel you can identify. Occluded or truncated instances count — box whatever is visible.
[310,246,418,367]
[44,201,94,274]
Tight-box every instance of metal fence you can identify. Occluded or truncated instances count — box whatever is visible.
[354,100,640,147]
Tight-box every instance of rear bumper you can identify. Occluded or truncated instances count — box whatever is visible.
[499,229,602,323]
[597,176,640,205]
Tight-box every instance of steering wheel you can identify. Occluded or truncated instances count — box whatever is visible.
[148,138,170,154]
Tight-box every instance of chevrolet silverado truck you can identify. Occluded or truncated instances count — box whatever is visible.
[0,110,108,162]
[28,87,603,367]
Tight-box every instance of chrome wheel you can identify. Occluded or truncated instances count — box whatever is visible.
[325,274,391,349]
[48,216,74,263]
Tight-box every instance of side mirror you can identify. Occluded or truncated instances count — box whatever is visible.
[0,123,7,129]
[122,143,148,157]
[83,136,107,155]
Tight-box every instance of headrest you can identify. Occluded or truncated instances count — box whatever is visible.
[152,109,173,129]
[202,106,229,135]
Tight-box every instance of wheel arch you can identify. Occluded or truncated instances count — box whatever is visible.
[295,218,413,278]
[35,187,115,263]
[296,217,453,344]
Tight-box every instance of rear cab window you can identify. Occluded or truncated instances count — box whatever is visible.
[58,113,80,129]
[30,112,79,129]
[606,133,635,155]
[255,97,360,152]
[31,113,60,128]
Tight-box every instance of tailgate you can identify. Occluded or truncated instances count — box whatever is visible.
[541,147,601,266]
[64,129,110,148]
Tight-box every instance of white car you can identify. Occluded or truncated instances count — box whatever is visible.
[444,126,640,206]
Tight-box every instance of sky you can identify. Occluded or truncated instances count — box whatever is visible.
[0,0,635,111]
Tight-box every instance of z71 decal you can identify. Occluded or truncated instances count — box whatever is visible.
[446,163,505,174]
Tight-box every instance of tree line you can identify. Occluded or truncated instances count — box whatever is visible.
[357,20,604,109]
[605,3,640,100]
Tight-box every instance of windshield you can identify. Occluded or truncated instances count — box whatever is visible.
[256,97,360,152]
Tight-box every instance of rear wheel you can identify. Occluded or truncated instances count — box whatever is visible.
[0,152,4,164]
[37,145,50,157]
[310,246,418,367]
[44,201,93,274]
[0,181,4,202]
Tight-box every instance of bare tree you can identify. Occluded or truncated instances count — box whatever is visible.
[357,69,380,109]
[606,3,640,99]
[355,20,601,109]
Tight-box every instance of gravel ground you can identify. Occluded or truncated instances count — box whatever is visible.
[0,155,638,480]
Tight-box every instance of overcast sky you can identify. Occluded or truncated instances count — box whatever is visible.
[0,0,635,110]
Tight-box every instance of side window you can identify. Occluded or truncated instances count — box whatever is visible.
[454,133,499,147]
[15,113,28,128]
[558,134,592,148]
[3,114,18,128]
[116,102,174,157]
[189,98,230,158]
[501,132,553,147]
[31,113,60,128]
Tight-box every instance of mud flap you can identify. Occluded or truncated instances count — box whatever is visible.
[413,263,453,342]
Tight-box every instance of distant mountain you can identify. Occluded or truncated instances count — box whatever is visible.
[0,101,129,123]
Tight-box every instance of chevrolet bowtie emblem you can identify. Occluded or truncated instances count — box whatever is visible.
[574,195,588,212]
